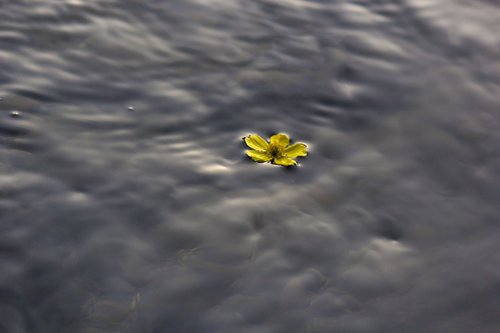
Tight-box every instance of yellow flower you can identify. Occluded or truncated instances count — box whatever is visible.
[244,133,308,166]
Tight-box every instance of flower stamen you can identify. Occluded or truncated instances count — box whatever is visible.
[268,143,284,160]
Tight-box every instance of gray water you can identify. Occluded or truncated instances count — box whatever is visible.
[1,0,500,332]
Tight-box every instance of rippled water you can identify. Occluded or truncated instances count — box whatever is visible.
[1,0,500,332]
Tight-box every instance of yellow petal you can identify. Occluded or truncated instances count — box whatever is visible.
[273,157,297,166]
[284,143,307,158]
[244,134,269,151]
[270,133,289,148]
[246,150,272,163]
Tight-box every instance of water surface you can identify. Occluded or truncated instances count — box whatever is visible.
[1,0,500,332]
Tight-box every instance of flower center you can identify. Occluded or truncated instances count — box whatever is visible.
[268,143,284,159]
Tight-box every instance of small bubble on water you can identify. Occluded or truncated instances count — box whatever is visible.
[128,106,134,111]
[10,111,20,118]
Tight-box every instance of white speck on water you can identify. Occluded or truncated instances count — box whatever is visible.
[10,111,20,118]
[128,106,134,111]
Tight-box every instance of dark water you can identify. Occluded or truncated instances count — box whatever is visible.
[1,0,500,332]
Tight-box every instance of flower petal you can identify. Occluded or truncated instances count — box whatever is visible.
[284,143,307,158]
[246,150,272,163]
[270,133,290,148]
[273,157,297,166]
[244,134,269,151]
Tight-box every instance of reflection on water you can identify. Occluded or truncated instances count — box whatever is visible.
[1,0,500,332]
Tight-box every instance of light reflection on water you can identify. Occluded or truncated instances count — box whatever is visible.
[1,0,500,332]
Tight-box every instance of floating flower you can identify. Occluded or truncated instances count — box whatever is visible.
[244,133,307,166]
